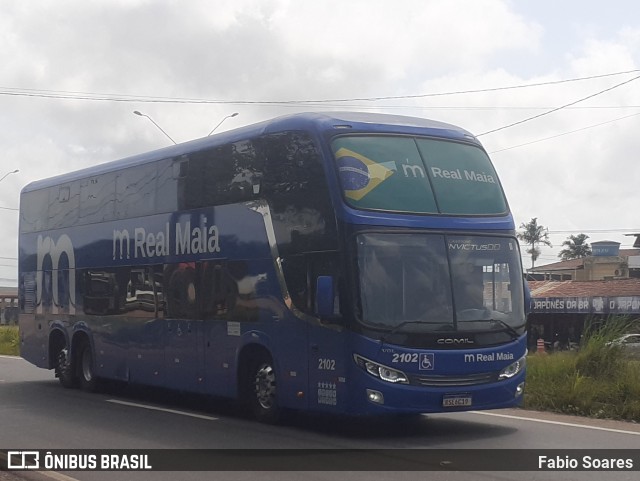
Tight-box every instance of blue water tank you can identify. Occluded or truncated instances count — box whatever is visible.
[591,241,620,256]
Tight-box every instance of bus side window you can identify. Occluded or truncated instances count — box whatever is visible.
[79,173,116,224]
[281,255,309,312]
[49,183,79,229]
[258,131,337,256]
[225,261,260,323]
[163,263,198,319]
[198,260,260,322]
[182,140,263,210]
[20,188,50,233]
[115,163,157,219]
[282,252,343,320]
[199,261,231,320]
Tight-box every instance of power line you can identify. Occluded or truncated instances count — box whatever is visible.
[1,70,639,106]
[476,73,640,137]
[489,111,640,153]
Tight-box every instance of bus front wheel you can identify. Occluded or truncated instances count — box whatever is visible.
[247,355,281,424]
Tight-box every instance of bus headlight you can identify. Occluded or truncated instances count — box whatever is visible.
[353,354,409,384]
[498,355,526,380]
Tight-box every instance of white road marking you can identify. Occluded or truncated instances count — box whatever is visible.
[106,399,218,421]
[470,410,640,436]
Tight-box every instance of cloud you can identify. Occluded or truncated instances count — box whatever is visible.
[1,0,640,281]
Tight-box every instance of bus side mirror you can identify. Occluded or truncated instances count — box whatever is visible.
[315,276,335,318]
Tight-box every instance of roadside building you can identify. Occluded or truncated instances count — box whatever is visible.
[527,278,640,350]
[0,286,18,325]
[526,240,640,350]
[529,241,640,281]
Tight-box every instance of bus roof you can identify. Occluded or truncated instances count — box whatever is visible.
[22,111,479,194]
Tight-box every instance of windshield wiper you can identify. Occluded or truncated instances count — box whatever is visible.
[379,320,452,344]
[459,318,522,340]
[490,319,521,339]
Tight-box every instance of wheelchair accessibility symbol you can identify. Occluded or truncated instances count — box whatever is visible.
[419,353,434,371]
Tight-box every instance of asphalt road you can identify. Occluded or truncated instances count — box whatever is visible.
[1,355,639,481]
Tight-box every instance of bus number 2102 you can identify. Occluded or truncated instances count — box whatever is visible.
[318,358,336,371]
[392,353,418,363]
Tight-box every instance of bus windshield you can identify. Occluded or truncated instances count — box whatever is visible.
[332,135,507,215]
[356,233,524,333]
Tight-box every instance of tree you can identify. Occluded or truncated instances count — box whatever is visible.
[558,233,592,260]
[517,218,552,270]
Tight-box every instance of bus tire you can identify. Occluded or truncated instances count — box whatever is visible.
[78,341,100,393]
[247,354,281,424]
[56,347,77,389]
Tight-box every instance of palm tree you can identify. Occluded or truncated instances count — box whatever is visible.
[517,218,552,270]
[558,233,591,260]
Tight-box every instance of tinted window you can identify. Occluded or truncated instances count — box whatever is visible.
[116,163,157,219]
[282,251,342,316]
[82,266,163,317]
[417,139,507,215]
[259,131,337,255]
[155,157,182,214]
[332,135,507,215]
[182,140,263,210]
[333,136,438,213]
[357,233,453,328]
[20,189,50,233]
[355,233,524,331]
[48,183,80,229]
[79,173,116,224]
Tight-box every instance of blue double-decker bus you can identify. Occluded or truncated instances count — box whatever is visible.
[19,112,527,422]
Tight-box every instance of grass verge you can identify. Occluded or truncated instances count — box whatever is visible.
[0,325,19,356]
[524,316,640,422]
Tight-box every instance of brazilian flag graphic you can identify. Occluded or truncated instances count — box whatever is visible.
[335,148,395,201]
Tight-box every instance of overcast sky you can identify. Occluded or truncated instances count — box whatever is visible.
[2,0,640,285]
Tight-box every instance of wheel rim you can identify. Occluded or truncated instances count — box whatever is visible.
[57,349,70,377]
[81,347,93,382]
[254,363,276,410]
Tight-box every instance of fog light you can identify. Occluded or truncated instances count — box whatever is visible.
[366,389,384,405]
[516,382,525,397]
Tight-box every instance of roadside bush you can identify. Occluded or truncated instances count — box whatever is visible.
[0,325,19,356]
[574,316,637,378]
[525,316,640,422]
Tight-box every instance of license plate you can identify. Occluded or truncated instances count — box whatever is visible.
[442,394,472,407]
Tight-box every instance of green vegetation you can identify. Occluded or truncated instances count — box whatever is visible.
[0,325,19,356]
[525,316,640,422]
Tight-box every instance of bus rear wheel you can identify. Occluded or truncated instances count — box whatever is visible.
[78,341,100,393]
[247,355,281,424]
[56,347,76,388]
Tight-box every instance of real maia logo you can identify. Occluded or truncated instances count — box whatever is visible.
[113,218,221,260]
[430,167,496,183]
